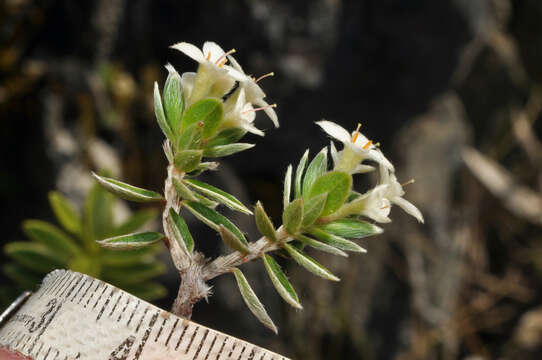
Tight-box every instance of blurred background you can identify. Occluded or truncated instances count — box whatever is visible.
[2,0,542,358]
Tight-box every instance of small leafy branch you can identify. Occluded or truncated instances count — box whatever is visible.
[91,41,423,333]
[3,181,165,301]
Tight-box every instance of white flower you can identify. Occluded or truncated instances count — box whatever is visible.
[222,88,265,136]
[357,165,424,223]
[227,54,279,128]
[316,120,394,173]
[170,41,243,102]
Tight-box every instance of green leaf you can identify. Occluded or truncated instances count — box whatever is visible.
[283,165,292,210]
[294,233,347,257]
[22,220,80,256]
[168,208,194,253]
[163,64,184,134]
[282,243,339,281]
[181,98,223,139]
[307,227,367,253]
[154,82,174,141]
[302,147,328,199]
[193,192,218,208]
[202,143,254,157]
[48,191,81,235]
[232,268,277,333]
[347,190,362,202]
[83,182,114,245]
[295,149,309,199]
[283,198,304,235]
[204,128,246,148]
[317,219,383,239]
[308,171,352,216]
[102,262,166,285]
[174,149,203,172]
[172,178,198,201]
[5,242,66,273]
[184,201,247,245]
[68,254,101,277]
[163,139,174,164]
[125,282,167,301]
[96,232,164,250]
[177,121,203,150]
[302,193,327,226]
[3,263,42,289]
[184,179,252,214]
[254,201,278,242]
[262,255,302,309]
[219,225,250,253]
[113,208,158,236]
[92,172,164,203]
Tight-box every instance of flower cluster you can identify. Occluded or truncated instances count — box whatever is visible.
[316,120,424,224]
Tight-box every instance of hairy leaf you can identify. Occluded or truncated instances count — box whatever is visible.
[317,218,383,239]
[219,225,250,253]
[283,198,304,235]
[254,201,278,242]
[177,121,203,150]
[48,191,81,235]
[92,172,164,203]
[97,232,164,250]
[181,98,223,138]
[202,143,254,157]
[184,178,252,214]
[308,227,367,253]
[294,233,347,257]
[302,147,328,199]
[174,149,203,173]
[204,128,246,148]
[168,208,194,253]
[154,82,174,141]
[283,165,292,210]
[163,64,184,134]
[282,243,340,281]
[295,149,309,199]
[308,171,352,216]
[172,178,198,201]
[263,255,302,309]
[232,268,278,333]
[184,201,247,245]
[302,192,327,226]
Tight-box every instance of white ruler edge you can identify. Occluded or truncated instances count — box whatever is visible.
[0,269,290,360]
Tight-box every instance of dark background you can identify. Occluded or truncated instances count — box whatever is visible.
[3,0,542,358]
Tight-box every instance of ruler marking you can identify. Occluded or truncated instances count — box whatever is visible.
[165,318,179,346]
[92,284,108,310]
[193,328,209,359]
[39,275,59,298]
[14,332,25,348]
[174,322,189,351]
[49,273,69,297]
[35,341,44,357]
[43,346,52,360]
[133,311,159,360]
[53,273,72,296]
[237,345,247,360]
[117,297,131,322]
[71,277,88,302]
[203,333,218,360]
[53,349,60,360]
[58,275,77,298]
[215,338,227,360]
[228,341,237,358]
[185,326,199,353]
[108,292,123,318]
[135,307,150,332]
[126,300,140,326]
[77,278,94,304]
[64,274,83,300]
[84,281,101,308]
[247,349,256,360]
[46,273,65,296]
[96,289,116,321]
[154,317,167,342]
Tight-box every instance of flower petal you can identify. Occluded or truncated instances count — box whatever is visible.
[227,54,245,73]
[180,72,196,100]
[330,141,338,167]
[367,149,394,171]
[392,196,424,223]
[243,123,265,136]
[171,42,205,63]
[352,164,375,174]
[254,99,279,128]
[316,120,351,143]
[202,41,225,63]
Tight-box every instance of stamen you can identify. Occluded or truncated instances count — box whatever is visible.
[205,52,211,61]
[362,140,373,149]
[351,123,362,143]
[374,142,381,147]
[241,103,277,115]
[215,48,237,66]
[255,72,274,82]
[381,205,390,210]
[401,179,415,187]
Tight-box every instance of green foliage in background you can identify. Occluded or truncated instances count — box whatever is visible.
[2,182,166,303]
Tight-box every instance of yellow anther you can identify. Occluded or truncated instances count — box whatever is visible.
[241,103,277,115]
[362,140,373,149]
[255,72,274,82]
[381,205,390,210]
[215,48,236,66]
[351,123,362,143]
[401,179,415,187]
[205,52,211,61]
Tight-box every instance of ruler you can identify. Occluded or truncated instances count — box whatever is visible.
[0,270,289,360]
